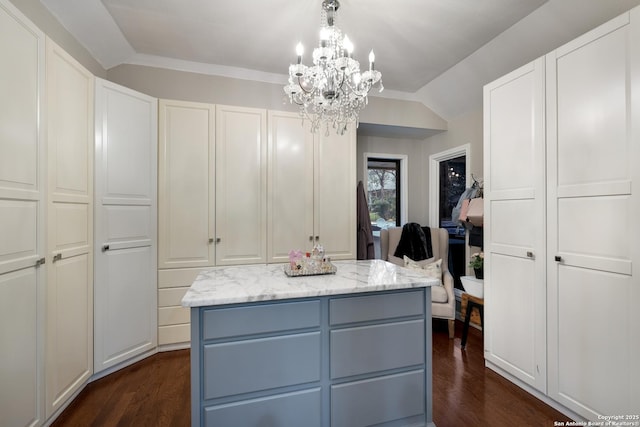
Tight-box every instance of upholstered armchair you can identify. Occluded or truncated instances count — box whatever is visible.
[380,227,455,338]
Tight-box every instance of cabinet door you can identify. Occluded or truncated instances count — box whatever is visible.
[483,57,547,393]
[94,79,157,373]
[546,11,639,418]
[158,100,215,269]
[45,38,94,418]
[315,126,356,260]
[267,111,314,262]
[0,1,45,425]
[215,105,267,265]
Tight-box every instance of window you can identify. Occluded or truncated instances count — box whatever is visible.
[367,158,401,230]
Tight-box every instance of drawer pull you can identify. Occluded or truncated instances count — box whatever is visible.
[53,253,62,262]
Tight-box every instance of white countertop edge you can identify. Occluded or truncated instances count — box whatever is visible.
[181,260,441,308]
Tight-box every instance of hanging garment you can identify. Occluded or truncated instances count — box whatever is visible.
[452,187,478,225]
[357,180,375,259]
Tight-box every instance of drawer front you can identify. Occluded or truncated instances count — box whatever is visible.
[330,290,424,325]
[331,320,424,379]
[204,388,321,427]
[204,332,321,399]
[202,300,320,340]
[331,370,425,427]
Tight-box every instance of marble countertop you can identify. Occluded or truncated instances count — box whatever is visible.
[181,259,440,307]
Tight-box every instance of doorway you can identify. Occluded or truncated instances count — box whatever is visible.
[363,153,408,258]
[429,145,470,291]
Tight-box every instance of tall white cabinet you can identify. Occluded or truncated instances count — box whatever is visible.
[545,10,639,417]
[268,111,356,263]
[215,105,268,265]
[483,57,547,393]
[157,99,215,346]
[0,2,45,425]
[484,7,640,420]
[94,79,158,373]
[44,38,94,418]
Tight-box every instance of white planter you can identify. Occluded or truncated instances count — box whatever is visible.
[461,275,484,299]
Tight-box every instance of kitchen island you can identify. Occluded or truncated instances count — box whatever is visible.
[182,260,439,427]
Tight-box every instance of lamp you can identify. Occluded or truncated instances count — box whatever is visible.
[284,0,383,135]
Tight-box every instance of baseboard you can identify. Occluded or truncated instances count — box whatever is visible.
[159,342,190,352]
[485,360,585,423]
[90,347,158,382]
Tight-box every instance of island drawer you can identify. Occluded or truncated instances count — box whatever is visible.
[331,370,425,427]
[204,388,321,427]
[330,320,424,379]
[329,290,424,325]
[203,331,321,399]
[202,300,320,340]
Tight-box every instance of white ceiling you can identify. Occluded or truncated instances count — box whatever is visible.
[39,0,640,119]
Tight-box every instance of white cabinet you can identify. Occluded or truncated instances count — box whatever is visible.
[268,111,356,263]
[94,78,158,373]
[215,105,267,265]
[158,99,215,269]
[0,2,45,425]
[545,10,639,418]
[44,37,94,418]
[315,124,356,260]
[483,57,547,392]
[484,6,640,420]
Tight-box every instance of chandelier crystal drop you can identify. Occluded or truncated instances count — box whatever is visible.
[284,0,383,135]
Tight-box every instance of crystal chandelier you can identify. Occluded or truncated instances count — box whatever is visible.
[284,0,383,135]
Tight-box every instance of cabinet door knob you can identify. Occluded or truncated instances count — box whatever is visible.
[309,236,313,242]
[555,255,562,262]
[216,237,221,244]
[35,257,45,267]
[53,253,62,262]
[315,235,319,241]
[102,244,110,252]
[526,251,534,258]
[208,238,214,244]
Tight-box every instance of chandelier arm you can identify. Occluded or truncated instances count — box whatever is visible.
[296,76,314,95]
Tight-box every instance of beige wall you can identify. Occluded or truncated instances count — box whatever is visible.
[8,0,106,77]
[107,64,448,131]
[356,109,483,228]
[357,134,431,225]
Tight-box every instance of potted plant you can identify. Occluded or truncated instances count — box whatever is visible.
[469,252,484,279]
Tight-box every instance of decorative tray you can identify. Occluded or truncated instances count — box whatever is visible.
[283,262,337,277]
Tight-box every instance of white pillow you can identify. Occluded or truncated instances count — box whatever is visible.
[403,256,443,286]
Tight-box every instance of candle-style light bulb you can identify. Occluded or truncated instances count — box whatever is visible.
[343,35,353,57]
[296,42,304,64]
[320,27,329,48]
[369,50,375,71]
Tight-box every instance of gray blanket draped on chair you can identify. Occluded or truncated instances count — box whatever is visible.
[393,222,433,261]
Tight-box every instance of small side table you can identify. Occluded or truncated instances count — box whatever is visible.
[461,293,484,349]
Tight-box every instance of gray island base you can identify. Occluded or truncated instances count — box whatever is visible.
[182,260,438,427]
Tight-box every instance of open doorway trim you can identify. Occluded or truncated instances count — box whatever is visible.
[428,144,471,227]
[362,152,408,226]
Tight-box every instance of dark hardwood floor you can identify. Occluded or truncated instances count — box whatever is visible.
[52,321,570,427]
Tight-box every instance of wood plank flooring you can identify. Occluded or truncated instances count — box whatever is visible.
[52,321,571,426]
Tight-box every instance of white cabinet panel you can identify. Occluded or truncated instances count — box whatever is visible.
[554,267,632,415]
[546,10,638,418]
[158,100,215,268]
[45,38,94,418]
[94,78,157,373]
[215,105,267,265]
[0,2,44,426]
[316,126,356,260]
[267,111,315,263]
[483,57,547,393]
[0,269,40,427]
